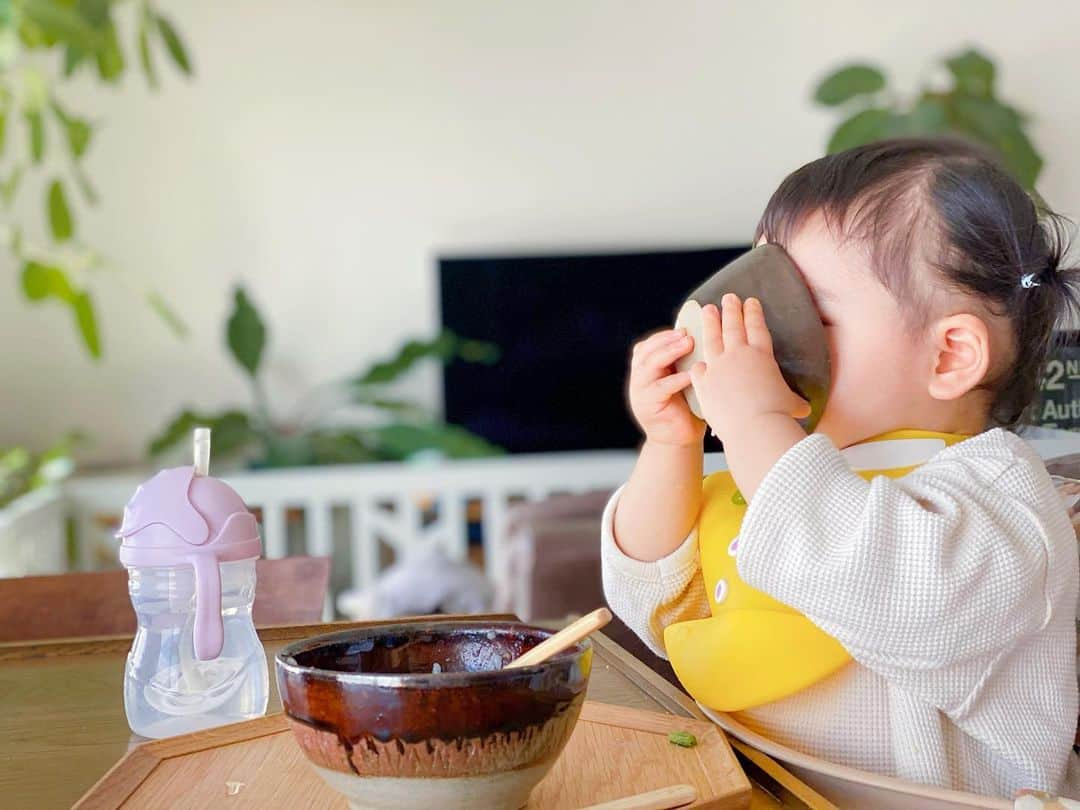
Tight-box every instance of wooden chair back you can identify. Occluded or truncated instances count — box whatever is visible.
[0,556,331,642]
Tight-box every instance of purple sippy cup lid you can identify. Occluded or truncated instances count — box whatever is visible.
[117,429,260,660]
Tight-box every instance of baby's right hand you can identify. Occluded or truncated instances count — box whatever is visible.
[627,329,706,447]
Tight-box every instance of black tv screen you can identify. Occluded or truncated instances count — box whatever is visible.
[439,246,750,453]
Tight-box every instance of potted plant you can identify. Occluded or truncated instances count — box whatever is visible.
[148,285,503,467]
[813,47,1041,190]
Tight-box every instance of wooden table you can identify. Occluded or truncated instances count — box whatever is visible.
[0,618,835,809]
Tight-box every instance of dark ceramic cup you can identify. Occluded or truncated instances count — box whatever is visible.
[275,619,592,810]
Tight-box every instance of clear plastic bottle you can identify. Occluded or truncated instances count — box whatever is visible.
[124,559,268,738]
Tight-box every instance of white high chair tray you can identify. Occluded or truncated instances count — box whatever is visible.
[700,705,1013,809]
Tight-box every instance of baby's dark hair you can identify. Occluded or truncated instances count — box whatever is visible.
[754,137,1080,429]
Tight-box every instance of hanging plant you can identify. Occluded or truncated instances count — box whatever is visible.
[3,0,193,359]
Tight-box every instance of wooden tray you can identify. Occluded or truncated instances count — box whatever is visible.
[76,701,751,809]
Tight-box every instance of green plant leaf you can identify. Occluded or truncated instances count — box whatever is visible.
[902,95,950,134]
[994,127,1042,191]
[952,96,1017,136]
[147,291,188,337]
[94,20,123,81]
[25,110,44,162]
[226,285,266,378]
[75,0,111,27]
[21,261,102,357]
[458,339,500,364]
[71,291,100,357]
[946,49,995,98]
[259,434,316,467]
[62,45,87,75]
[826,107,891,153]
[37,430,84,464]
[352,393,430,417]
[67,116,90,157]
[21,65,48,113]
[352,330,499,387]
[952,95,1043,188]
[0,451,31,475]
[17,0,105,53]
[1,447,31,471]
[29,430,84,489]
[73,163,97,204]
[0,25,15,72]
[304,429,380,465]
[0,166,21,206]
[354,334,454,385]
[0,446,34,509]
[17,17,43,49]
[21,260,74,301]
[998,101,1028,125]
[813,64,886,106]
[47,178,73,241]
[154,13,191,75]
[51,101,92,158]
[137,18,156,89]
[147,409,259,458]
[367,422,503,461]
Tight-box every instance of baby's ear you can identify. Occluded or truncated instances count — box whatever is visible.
[927,314,991,401]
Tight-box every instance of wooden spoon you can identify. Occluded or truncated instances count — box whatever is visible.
[504,607,612,669]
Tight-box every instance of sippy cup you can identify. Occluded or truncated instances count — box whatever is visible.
[118,428,268,738]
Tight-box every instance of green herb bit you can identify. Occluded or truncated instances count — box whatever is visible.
[667,730,698,748]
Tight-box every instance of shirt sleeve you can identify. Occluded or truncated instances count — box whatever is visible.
[600,484,710,659]
[736,431,1065,716]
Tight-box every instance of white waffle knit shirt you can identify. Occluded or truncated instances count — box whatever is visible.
[600,428,1080,799]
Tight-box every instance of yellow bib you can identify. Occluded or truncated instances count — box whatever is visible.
[663,429,968,712]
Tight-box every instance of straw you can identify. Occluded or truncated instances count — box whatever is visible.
[193,428,211,476]
[178,609,208,693]
[182,426,212,691]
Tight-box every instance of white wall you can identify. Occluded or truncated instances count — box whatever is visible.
[2,0,1079,465]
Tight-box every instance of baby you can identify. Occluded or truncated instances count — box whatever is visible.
[602,137,1080,799]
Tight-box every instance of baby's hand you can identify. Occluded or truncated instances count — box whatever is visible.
[690,295,810,442]
[627,328,706,447]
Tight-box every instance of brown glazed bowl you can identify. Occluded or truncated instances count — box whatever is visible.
[275,619,592,810]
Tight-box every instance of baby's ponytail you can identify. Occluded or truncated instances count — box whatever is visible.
[1033,213,1080,333]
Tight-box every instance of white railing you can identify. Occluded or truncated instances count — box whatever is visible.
[63,451,642,619]
[45,431,1080,620]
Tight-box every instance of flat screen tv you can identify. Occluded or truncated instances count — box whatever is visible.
[439,246,750,454]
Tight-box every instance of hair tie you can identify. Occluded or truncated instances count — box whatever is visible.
[1020,273,1041,289]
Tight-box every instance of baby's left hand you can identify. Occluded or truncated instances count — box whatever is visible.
[690,294,811,442]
